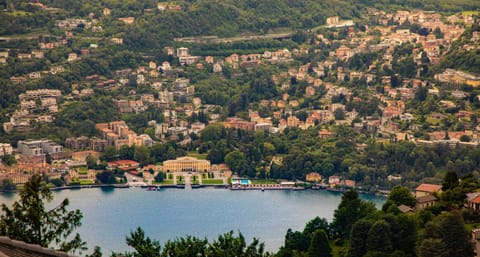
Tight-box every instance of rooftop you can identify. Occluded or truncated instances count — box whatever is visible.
[416,194,437,204]
[415,183,442,193]
[0,237,76,257]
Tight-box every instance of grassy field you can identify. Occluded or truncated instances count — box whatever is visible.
[462,11,480,15]
[6,11,31,16]
[202,179,224,185]
[426,117,441,125]
[153,180,174,185]
[79,180,94,185]
[187,151,208,160]
[251,179,278,185]
[78,167,88,174]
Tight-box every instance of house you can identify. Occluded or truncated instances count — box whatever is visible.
[326,16,340,26]
[415,194,437,210]
[111,38,123,44]
[177,47,189,57]
[466,192,480,211]
[118,17,135,24]
[306,172,322,183]
[415,183,442,198]
[328,176,341,187]
[472,229,480,257]
[0,236,77,257]
[0,143,13,156]
[398,204,414,214]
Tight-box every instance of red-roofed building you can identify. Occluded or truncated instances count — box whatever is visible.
[107,160,139,171]
[415,183,442,198]
[467,192,480,211]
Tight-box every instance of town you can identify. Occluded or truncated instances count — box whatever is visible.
[1,6,480,194]
[1,1,480,257]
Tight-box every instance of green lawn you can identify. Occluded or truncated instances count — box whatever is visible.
[187,151,208,160]
[462,11,480,15]
[426,117,441,125]
[79,180,94,185]
[251,179,278,185]
[202,179,224,185]
[6,11,30,16]
[153,180,174,185]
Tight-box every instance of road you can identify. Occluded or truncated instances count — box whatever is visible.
[124,172,147,187]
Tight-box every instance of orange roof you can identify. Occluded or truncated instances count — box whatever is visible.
[108,160,139,166]
[471,195,480,204]
[416,183,442,193]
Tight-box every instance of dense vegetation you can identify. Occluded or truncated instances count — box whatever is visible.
[0,175,87,255]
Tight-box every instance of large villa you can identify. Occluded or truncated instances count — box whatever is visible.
[161,156,211,173]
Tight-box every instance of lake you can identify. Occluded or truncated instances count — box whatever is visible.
[0,187,385,255]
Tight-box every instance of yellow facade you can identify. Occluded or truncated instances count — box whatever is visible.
[161,157,211,173]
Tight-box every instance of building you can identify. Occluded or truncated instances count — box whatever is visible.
[306,172,322,183]
[71,150,100,163]
[107,160,139,171]
[19,89,61,101]
[117,17,135,24]
[222,117,255,131]
[17,139,63,156]
[435,69,480,87]
[65,136,90,151]
[326,16,340,26]
[328,176,341,187]
[161,156,211,173]
[177,47,189,57]
[467,192,480,211]
[398,204,414,214]
[0,143,13,156]
[415,183,442,198]
[0,236,77,257]
[415,194,437,210]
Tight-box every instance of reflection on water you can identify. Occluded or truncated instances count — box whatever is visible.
[0,192,16,199]
[100,186,115,195]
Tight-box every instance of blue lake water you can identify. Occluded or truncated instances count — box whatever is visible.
[0,188,385,255]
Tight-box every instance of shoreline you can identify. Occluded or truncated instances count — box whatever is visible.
[0,183,387,197]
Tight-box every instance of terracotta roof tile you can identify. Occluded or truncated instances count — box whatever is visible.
[415,183,442,193]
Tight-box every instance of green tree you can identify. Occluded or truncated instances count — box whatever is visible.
[86,246,103,257]
[0,174,85,254]
[96,171,117,184]
[303,217,330,237]
[86,154,98,170]
[386,185,416,207]
[207,231,268,257]
[417,238,447,257]
[442,171,459,191]
[116,227,161,257]
[333,108,345,120]
[332,190,376,240]
[418,212,473,257]
[101,146,118,162]
[154,172,164,183]
[161,235,207,257]
[307,229,331,257]
[1,154,17,166]
[134,145,151,167]
[366,220,392,253]
[346,220,372,257]
[225,150,247,174]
